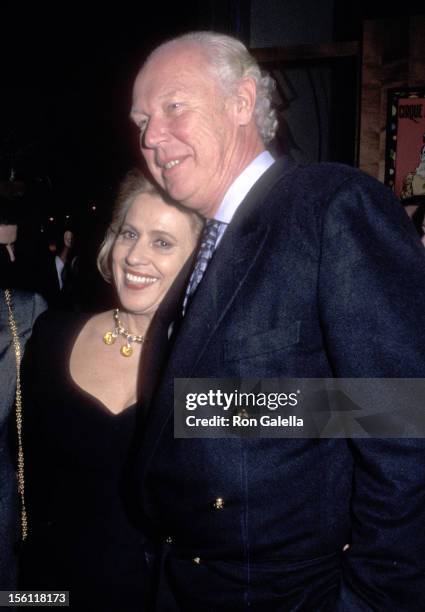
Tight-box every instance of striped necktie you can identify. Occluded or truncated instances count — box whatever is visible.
[182,219,224,315]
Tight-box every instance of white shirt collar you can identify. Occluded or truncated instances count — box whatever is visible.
[55,255,64,289]
[214,150,275,224]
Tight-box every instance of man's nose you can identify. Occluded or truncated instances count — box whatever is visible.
[142,115,168,150]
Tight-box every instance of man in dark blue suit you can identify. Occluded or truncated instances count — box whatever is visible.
[130,32,425,610]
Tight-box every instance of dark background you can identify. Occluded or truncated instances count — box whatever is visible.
[1,0,424,300]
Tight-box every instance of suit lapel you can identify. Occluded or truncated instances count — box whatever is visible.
[174,156,293,371]
[171,219,269,373]
[137,252,196,408]
[137,156,296,470]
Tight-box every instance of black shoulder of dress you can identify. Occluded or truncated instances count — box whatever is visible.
[33,309,89,332]
[29,310,91,361]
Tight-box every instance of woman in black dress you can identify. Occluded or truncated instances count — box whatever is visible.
[19,170,202,610]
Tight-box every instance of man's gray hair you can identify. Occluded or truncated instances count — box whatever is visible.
[151,31,278,144]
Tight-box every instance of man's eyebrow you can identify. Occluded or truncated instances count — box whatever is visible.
[130,89,187,118]
[160,88,183,98]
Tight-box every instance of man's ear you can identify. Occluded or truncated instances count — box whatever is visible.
[234,76,257,126]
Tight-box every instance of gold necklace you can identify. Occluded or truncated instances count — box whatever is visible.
[103,309,144,357]
[4,289,28,540]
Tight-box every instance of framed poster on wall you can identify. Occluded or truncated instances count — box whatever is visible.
[385,87,425,201]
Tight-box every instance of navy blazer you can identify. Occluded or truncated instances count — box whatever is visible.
[136,159,425,611]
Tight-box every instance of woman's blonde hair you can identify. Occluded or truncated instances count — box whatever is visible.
[97,169,203,282]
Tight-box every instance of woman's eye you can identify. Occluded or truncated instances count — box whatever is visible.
[154,239,172,249]
[120,230,137,240]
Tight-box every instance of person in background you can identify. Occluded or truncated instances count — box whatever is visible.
[0,196,47,588]
[0,199,19,287]
[40,223,78,309]
[130,31,425,611]
[0,288,46,589]
[19,170,202,610]
[0,195,51,297]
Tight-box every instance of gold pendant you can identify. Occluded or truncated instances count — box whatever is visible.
[103,331,116,345]
[103,309,144,356]
[120,344,133,357]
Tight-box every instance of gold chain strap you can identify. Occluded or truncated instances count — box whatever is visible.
[4,289,28,541]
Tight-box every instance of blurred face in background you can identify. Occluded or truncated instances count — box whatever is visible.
[0,224,17,262]
[0,223,18,288]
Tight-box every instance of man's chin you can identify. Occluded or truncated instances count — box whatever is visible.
[163,181,191,205]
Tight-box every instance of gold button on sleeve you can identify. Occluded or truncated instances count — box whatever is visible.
[213,497,225,510]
